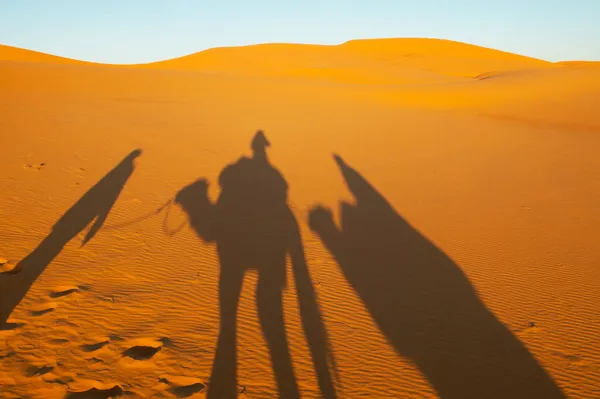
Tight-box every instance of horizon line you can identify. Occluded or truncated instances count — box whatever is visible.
[3,37,595,66]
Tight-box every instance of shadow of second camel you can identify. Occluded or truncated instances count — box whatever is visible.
[308,154,565,399]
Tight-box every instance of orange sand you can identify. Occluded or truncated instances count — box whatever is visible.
[1,39,599,398]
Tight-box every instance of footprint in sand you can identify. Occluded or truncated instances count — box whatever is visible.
[42,371,75,385]
[66,380,123,399]
[122,346,161,360]
[81,337,111,353]
[26,364,54,377]
[29,302,58,316]
[48,285,89,298]
[157,376,206,398]
[122,339,163,360]
[23,162,47,171]
[520,320,540,334]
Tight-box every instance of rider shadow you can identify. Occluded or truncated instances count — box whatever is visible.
[176,131,336,399]
[0,149,142,327]
[308,154,565,399]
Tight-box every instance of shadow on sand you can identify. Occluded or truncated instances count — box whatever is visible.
[175,131,336,398]
[308,154,565,399]
[0,149,142,326]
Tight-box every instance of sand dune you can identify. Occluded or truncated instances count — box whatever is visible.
[0,38,554,81]
[1,39,599,398]
[0,44,89,66]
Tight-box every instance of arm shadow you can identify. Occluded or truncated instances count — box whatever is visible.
[0,149,142,326]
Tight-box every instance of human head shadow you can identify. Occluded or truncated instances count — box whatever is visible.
[0,149,142,326]
[308,155,565,399]
[175,131,337,398]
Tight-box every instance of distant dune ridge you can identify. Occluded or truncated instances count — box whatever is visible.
[0,38,583,72]
[1,38,599,398]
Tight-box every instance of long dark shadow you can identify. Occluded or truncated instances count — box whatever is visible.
[175,131,336,399]
[0,149,142,326]
[308,154,565,399]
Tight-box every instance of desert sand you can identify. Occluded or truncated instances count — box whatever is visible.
[1,38,599,398]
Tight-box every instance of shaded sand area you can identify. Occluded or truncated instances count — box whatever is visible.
[1,39,600,398]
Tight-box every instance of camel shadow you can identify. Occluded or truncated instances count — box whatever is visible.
[0,149,142,326]
[175,131,336,398]
[308,154,565,399]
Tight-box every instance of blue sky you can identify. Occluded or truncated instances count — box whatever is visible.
[0,0,598,63]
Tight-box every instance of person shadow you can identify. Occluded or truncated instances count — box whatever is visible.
[175,131,336,399]
[0,149,142,327]
[308,154,565,399]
